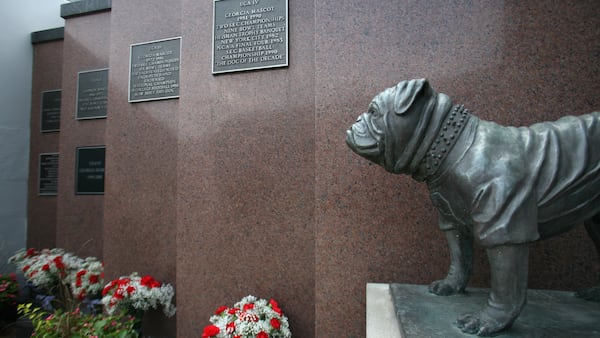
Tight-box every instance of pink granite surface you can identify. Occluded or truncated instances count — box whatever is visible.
[28,40,63,249]
[177,0,316,336]
[55,12,110,259]
[103,0,181,335]
[29,1,600,337]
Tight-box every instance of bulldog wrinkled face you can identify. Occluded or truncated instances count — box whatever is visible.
[345,100,387,166]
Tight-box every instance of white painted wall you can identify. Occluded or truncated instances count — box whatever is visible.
[0,0,67,273]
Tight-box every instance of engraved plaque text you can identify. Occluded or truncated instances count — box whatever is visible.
[41,90,61,132]
[77,69,108,119]
[213,0,288,74]
[129,37,181,102]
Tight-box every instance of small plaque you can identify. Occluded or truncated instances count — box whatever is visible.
[75,146,105,195]
[129,37,181,102]
[76,69,108,119]
[39,153,59,196]
[212,0,288,74]
[41,90,61,132]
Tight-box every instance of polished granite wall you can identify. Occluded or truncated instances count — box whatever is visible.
[28,33,63,249]
[177,0,316,336]
[27,1,600,337]
[54,10,110,259]
[103,0,181,335]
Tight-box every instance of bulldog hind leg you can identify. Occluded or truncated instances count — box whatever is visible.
[576,213,600,301]
[429,228,473,296]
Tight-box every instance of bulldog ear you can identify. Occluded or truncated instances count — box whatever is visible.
[393,78,428,115]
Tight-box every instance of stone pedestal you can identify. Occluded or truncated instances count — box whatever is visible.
[367,283,600,338]
[367,283,402,338]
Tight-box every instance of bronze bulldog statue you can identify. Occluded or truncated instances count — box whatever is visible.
[345,79,600,336]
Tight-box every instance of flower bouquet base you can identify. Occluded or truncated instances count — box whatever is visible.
[14,317,34,338]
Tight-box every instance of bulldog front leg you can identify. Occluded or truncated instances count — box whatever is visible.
[429,226,473,296]
[576,214,600,301]
[457,244,529,336]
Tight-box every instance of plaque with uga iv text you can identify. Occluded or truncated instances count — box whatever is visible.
[41,90,61,132]
[75,146,105,195]
[129,37,181,102]
[77,69,108,119]
[213,0,288,74]
[39,153,59,195]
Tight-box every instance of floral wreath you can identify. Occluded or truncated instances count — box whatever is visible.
[202,295,291,338]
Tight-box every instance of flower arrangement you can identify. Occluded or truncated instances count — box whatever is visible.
[8,248,104,305]
[202,295,291,338]
[18,303,138,338]
[9,248,177,336]
[101,273,176,318]
[0,272,19,309]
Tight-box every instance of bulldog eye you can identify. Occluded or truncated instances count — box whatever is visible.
[371,115,385,134]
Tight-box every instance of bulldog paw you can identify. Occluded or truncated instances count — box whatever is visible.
[456,308,514,336]
[428,278,465,296]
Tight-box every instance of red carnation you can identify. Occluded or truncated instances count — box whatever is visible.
[269,299,283,316]
[243,303,254,311]
[53,256,66,270]
[103,280,117,295]
[228,307,239,315]
[140,275,161,288]
[42,264,50,271]
[201,325,220,338]
[215,305,228,315]
[89,274,99,284]
[270,317,281,330]
[257,331,269,338]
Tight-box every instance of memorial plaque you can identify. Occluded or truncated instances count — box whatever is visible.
[76,69,108,119]
[41,90,61,132]
[75,146,105,195]
[212,0,288,74]
[129,37,181,102]
[39,153,59,196]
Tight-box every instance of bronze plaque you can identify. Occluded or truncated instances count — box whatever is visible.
[129,37,181,102]
[213,0,288,74]
[75,146,105,195]
[76,69,108,119]
[41,90,61,132]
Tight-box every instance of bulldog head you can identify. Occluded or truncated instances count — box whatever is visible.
[346,79,451,175]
